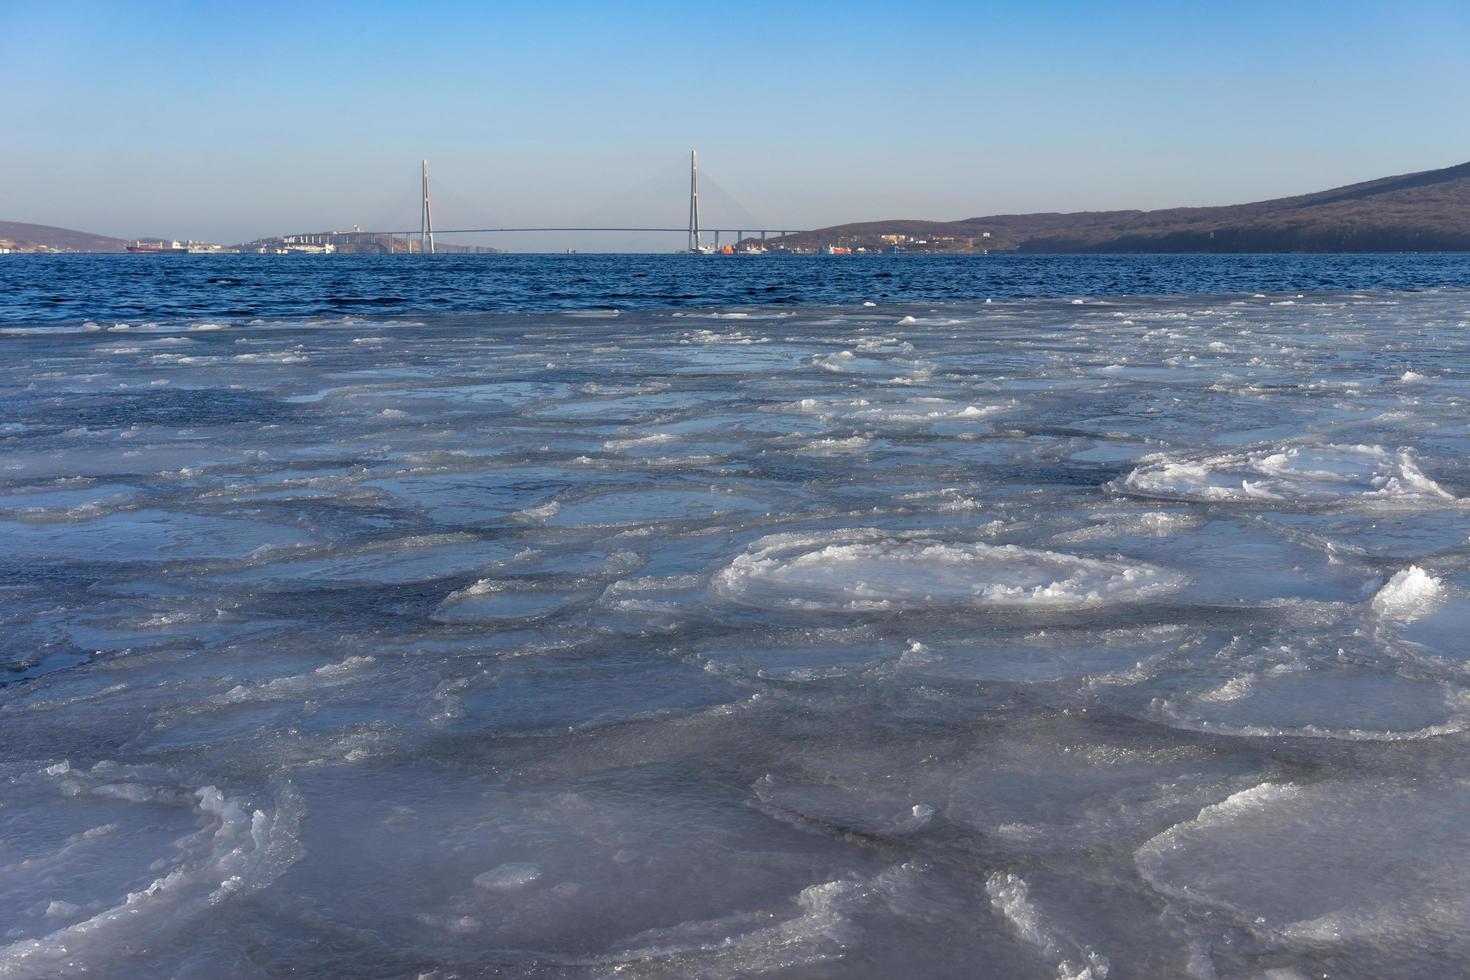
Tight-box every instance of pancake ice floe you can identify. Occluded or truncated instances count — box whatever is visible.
[1136,778,1470,966]
[1154,666,1470,741]
[713,529,1184,612]
[1113,443,1455,507]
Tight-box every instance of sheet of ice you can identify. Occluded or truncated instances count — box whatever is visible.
[432,579,591,623]
[0,762,301,976]
[1156,667,1470,740]
[5,288,1470,977]
[899,625,1189,684]
[1396,578,1470,664]
[1136,779,1470,972]
[549,487,772,527]
[201,533,520,588]
[986,873,1111,980]
[1053,515,1378,604]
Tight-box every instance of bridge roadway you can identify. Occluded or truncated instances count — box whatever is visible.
[379,227,804,236]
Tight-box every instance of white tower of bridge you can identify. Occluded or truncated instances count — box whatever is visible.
[688,149,702,253]
[420,160,435,255]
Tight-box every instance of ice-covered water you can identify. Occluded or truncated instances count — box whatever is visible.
[5,279,1470,977]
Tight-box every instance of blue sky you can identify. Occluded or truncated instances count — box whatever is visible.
[3,1,1468,249]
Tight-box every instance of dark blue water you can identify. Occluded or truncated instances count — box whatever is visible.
[3,252,1469,324]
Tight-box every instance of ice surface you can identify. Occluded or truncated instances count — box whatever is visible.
[432,579,592,622]
[1116,444,1456,507]
[1156,666,1470,740]
[1137,778,1470,973]
[0,762,301,977]
[5,289,1470,977]
[1396,582,1470,664]
[1371,565,1443,619]
[714,529,1184,612]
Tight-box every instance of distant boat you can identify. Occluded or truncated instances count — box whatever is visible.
[823,245,853,256]
[126,240,189,254]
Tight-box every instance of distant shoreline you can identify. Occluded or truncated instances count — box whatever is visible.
[7,154,1470,258]
[7,157,1470,256]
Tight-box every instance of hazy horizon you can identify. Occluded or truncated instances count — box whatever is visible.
[4,0,1469,251]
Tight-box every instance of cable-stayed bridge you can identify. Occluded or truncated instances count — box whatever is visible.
[371,152,805,253]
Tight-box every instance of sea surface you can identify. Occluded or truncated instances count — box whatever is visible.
[2,254,1470,978]
[4,251,1470,323]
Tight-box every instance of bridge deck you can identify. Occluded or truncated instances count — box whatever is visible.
[380,227,804,236]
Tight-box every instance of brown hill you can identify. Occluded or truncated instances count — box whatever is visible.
[0,221,126,253]
[769,161,1470,253]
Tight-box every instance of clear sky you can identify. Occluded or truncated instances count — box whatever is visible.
[4,0,1469,250]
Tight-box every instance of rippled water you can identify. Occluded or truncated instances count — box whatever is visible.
[3,252,1470,323]
[3,263,1470,978]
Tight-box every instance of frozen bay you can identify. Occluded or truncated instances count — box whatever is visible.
[4,274,1470,977]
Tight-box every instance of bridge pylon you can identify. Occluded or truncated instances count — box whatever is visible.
[420,160,435,255]
[688,149,703,253]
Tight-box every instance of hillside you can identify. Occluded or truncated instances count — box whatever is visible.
[0,221,126,253]
[767,161,1470,253]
